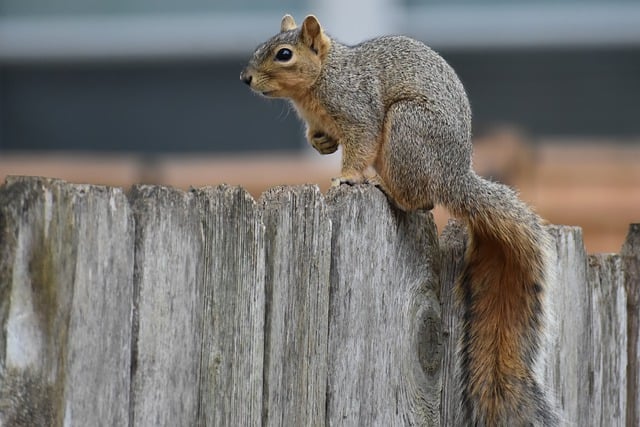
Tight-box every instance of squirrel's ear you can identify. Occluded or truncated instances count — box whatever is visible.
[301,15,330,56]
[280,14,297,32]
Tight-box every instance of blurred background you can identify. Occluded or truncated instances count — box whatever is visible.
[0,0,639,252]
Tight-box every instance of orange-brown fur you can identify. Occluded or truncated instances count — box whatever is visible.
[462,222,544,423]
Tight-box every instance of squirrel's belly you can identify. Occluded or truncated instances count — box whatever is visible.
[292,97,342,140]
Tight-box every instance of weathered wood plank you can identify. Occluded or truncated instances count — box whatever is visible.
[259,185,331,426]
[438,220,466,427]
[129,185,203,427]
[544,226,590,425]
[622,224,640,427]
[0,176,133,426]
[325,185,442,426]
[64,182,134,426]
[588,253,627,426]
[195,185,265,426]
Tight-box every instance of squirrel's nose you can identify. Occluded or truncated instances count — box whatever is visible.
[240,69,252,86]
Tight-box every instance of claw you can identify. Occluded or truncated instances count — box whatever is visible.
[311,132,339,154]
[331,176,363,187]
[318,144,339,154]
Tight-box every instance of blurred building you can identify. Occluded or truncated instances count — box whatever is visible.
[1,0,639,153]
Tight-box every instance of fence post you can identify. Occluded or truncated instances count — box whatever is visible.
[544,226,590,425]
[196,185,266,426]
[260,185,331,426]
[623,224,640,427]
[325,185,442,425]
[0,177,133,426]
[587,253,627,426]
[129,185,204,426]
[438,220,466,426]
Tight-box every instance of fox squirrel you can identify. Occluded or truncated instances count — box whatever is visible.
[241,14,557,426]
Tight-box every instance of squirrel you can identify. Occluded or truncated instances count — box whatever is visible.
[241,14,558,426]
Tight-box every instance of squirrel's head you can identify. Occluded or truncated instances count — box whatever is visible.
[240,14,331,99]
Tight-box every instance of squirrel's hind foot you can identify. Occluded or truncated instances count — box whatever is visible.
[331,176,363,187]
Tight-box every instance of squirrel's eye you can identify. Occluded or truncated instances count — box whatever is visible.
[275,48,293,62]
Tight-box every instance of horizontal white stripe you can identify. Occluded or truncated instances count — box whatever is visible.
[0,4,638,63]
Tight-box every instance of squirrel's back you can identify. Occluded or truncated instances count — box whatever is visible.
[320,35,471,141]
[346,35,467,104]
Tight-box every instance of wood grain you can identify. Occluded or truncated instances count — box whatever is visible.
[195,185,265,426]
[622,224,640,427]
[588,253,627,426]
[438,220,467,427]
[260,185,331,426]
[0,177,133,426]
[129,185,203,426]
[325,185,442,426]
[544,226,590,425]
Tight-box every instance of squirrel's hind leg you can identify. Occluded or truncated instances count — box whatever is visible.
[375,100,439,212]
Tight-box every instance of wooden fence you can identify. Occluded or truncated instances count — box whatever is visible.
[0,176,638,426]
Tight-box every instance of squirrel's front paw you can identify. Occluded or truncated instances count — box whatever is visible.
[310,132,339,154]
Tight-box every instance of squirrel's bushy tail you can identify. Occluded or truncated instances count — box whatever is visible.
[450,173,558,426]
